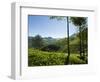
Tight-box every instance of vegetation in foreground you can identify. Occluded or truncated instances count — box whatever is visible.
[28,48,87,66]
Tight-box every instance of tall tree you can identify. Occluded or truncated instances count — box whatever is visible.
[70,17,87,57]
[66,17,70,64]
[50,16,70,64]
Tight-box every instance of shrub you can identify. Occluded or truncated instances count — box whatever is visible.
[41,44,60,52]
[28,48,66,66]
[78,55,88,64]
[28,48,87,66]
[69,55,86,64]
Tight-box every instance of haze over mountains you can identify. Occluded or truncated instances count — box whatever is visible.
[28,33,77,48]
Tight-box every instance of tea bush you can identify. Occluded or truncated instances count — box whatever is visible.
[69,55,86,64]
[28,48,87,66]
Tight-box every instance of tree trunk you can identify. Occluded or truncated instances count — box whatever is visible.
[79,26,82,57]
[86,30,88,56]
[82,29,85,56]
[65,17,70,64]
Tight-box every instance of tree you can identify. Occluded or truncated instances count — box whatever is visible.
[32,35,44,49]
[81,27,88,56]
[50,16,70,64]
[70,17,87,57]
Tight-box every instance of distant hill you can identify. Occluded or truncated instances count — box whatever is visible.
[28,36,59,48]
[28,37,33,48]
[43,37,57,45]
[28,33,79,48]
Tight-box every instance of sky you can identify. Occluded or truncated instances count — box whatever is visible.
[28,15,77,38]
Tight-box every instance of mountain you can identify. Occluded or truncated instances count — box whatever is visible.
[28,33,79,48]
[28,37,33,48]
[28,36,58,48]
[43,37,57,45]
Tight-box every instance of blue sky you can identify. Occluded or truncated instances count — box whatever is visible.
[28,15,77,38]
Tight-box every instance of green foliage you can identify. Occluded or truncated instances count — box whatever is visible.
[69,55,86,64]
[28,48,66,66]
[49,16,66,20]
[28,48,87,66]
[78,55,88,63]
[70,17,87,27]
[70,17,88,57]
[41,44,60,52]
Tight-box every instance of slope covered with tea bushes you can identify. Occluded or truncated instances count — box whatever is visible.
[28,48,86,66]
